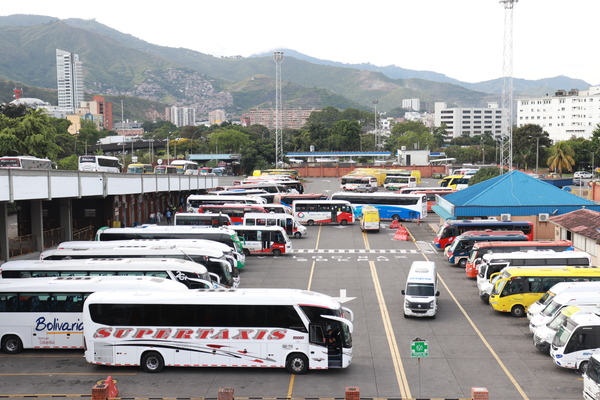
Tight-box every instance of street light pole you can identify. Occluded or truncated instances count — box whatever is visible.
[536,137,540,174]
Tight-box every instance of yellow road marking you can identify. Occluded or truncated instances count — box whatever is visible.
[410,229,530,400]
[363,231,411,398]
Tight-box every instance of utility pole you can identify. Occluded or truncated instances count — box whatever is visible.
[499,0,518,174]
[273,51,284,166]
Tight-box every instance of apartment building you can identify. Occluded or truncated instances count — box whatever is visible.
[165,106,196,127]
[402,98,421,111]
[434,102,505,138]
[517,86,600,142]
[241,108,319,129]
[56,49,84,113]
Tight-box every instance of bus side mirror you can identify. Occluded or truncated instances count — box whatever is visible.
[436,291,440,296]
[401,290,405,295]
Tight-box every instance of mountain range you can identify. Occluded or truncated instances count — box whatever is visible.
[0,14,592,122]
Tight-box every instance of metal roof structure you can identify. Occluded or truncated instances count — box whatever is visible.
[433,170,600,219]
[286,152,391,158]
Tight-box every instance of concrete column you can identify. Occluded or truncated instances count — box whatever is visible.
[0,202,9,262]
[60,198,73,242]
[30,200,44,252]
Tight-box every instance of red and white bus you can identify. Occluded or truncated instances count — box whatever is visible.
[292,200,354,225]
[196,204,267,225]
[83,288,354,374]
[231,226,292,256]
[464,240,574,277]
[434,219,534,249]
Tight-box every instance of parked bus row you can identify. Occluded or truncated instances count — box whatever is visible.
[0,277,354,374]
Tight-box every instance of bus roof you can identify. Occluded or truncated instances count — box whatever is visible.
[41,245,223,259]
[0,276,186,291]
[501,266,600,277]
[85,288,342,308]
[3,258,210,272]
[482,250,589,261]
[56,239,233,253]
[473,240,572,248]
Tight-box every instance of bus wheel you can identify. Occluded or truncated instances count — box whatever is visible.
[243,249,250,256]
[286,353,309,374]
[579,360,589,374]
[391,215,400,221]
[141,351,164,373]
[458,259,467,268]
[511,305,525,318]
[307,220,315,226]
[294,232,302,238]
[480,294,489,303]
[1,335,23,354]
[272,249,282,256]
[340,219,348,226]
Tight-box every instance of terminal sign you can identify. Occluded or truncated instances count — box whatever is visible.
[411,338,428,358]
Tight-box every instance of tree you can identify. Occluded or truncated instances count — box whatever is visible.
[305,107,341,128]
[329,120,361,151]
[0,109,62,159]
[547,141,575,176]
[469,167,501,185]
[208,128,250,154]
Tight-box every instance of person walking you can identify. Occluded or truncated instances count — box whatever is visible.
[166,209,172,224]
[156,211,162,223]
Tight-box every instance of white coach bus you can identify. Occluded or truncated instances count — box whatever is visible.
[40,245,237,288]
[83,288,354,374]
[1,258,220,289]
[0,276,186,354]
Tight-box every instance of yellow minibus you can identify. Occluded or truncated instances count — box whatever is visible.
[489,266,600,317]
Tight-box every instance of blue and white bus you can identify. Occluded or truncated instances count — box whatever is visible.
[329,192,426,221]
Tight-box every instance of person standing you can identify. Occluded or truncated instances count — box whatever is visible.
[149,212,156,224]
[166,209,172,224]
[156,211,162,223]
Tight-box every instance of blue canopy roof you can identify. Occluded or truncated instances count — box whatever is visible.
[434,170,600,219]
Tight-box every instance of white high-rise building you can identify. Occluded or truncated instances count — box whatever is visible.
[56,49,84,113]
[517,86,600,142]
[165,106,196,127]
[402,98,421,111]
[434,102,505,138]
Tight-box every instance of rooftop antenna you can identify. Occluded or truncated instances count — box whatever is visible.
[499,0,518,174]
[273,51,284,167]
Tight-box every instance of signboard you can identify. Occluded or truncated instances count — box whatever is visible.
[411,338,429,358]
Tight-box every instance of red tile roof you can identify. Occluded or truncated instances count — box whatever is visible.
[549,208,600,241]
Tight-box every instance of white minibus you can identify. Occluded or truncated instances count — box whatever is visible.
[39,245,236,288]
[0,276,185,354]
[292,200,355,225]
[533,305,599,354]
[527,281,600,319]
[231,226,292,256]
[584,354,600,400]
[243,212,307,238]
[83,288,354,374]
[401,261,439,318]
[529,291,600,334]
[551,311,600,373]
[1,258,219,289]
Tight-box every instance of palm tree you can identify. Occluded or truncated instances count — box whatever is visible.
[547,142,575,177]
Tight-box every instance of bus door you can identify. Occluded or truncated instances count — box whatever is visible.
[331,205,337,223]
[284,216,293,235]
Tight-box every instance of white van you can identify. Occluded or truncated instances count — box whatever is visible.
[243,212,307,238]
[529,290,600,334]
[401,261,440,318]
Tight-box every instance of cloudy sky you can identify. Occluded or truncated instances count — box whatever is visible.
[2,0,598,85]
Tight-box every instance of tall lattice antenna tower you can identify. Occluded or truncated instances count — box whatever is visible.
[499,0,518,173]
[273,51,284,166]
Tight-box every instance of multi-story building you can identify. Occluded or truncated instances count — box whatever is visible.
[114,121,144,136]
[80,96,113,130]
[56,49,84,113]
[517,86,600,142]
[241,108,319,130]
[434,102,505,138]
[209,109,227,125]
[402,98,421,111]
[165,106,196,127]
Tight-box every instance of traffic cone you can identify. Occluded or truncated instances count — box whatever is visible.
[389,219,400,229]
